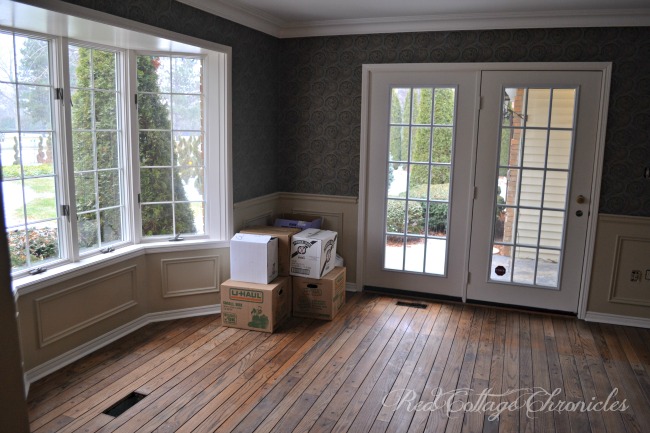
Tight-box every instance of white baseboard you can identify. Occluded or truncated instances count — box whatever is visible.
[584,311,650,329]
[346,282,360,292]
[24,304,221,394]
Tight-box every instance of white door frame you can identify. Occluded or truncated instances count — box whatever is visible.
[357,62,612,319]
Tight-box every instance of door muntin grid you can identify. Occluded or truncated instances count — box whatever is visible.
[383,86,457,276]
[490,86,579,289]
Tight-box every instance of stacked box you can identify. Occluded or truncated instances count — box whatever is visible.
[240,226,301,276]
[229,233,278,284]
[289,229,338,279]
[221,277,292,333]
[293,267,346,320]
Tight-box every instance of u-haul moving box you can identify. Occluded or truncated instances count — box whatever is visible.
[240,226,301,276]
[220,277,291,333]
[230,233,278,284]
[293,267,346,320]
[289,229,338,279]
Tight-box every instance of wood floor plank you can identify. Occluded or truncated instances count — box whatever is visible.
[31,315,214,432]
[544,316,571,433]
[341,305,431,433]
[288,301,402,433]
[529,315,553,433]
[444,308,484,433]
[417,306,476,433]
[93,326,245,433]
[27,320,175,411]
[481,310,507,433]
[26,294,650,433]
[185,294,376,433]
[254,295,394,433]
[553,318,591,433]
[575,320,628,433]
[565,319,607,433]
[461,308,496,433]
[382,304,458,433]
[368,302,446,433]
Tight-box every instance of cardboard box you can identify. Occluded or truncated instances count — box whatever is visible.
[230,233,278,284]
[240,226,301,276]
[274,214,322,230]
[221,277,292,333]
[293,267,346,320]
[289,228,338,279]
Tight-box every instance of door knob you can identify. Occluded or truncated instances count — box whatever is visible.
[576,195,586,204]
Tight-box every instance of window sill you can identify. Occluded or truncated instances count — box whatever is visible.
[12,239,230,298]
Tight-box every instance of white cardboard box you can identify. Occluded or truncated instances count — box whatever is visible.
[230,233,278,284]
[289,228,338,279]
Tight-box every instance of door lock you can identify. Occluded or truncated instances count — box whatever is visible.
[576,195,586,204]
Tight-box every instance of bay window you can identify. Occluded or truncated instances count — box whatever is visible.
[0,27,228,279]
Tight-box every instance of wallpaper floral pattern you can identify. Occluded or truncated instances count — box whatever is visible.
[60,0,649,215]
[278,28,650,216]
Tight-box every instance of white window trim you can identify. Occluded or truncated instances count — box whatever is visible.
[2,0,232,288]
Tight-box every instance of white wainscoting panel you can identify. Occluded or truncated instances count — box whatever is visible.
[35,266,138,347]
[161,256,221,298]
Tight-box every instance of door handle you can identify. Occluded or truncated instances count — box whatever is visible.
[576,195,586,204]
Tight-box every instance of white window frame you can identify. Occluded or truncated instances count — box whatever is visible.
[1,1,232,287]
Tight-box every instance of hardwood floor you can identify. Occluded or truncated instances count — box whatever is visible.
[27,293,650,432]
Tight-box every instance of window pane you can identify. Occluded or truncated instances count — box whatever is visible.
[387,163,407,198]
[411,88,432,125]
[526,89,551,128]
[138,94,171,129]
[141,168,172,202]
[408,165,429,199]
[67,45,82,89]
[96,131,119,169]
[404,236,424,272]
[138,56,170,93]
[175,202,200,234]
[95,91,117,129]
[427,202,448,236]
[100,208,122,243]
[75,172,96,213]
[175,167,203,201]
[389,127,409,163]
[71,89,92,130]
[72,131,94,171]
[140,131,172,166]
[7,228,28,270]
[551,89,576,128]
[21,133,54,175]
[92,50,116,90]
[432,127,452,163]
[23,176,57,222]
[384,235,404,271]
[172,57,201,93]
[26,222,59,265]
[410,127,430,163]
[386,199,406,234]
[2,179,24,227]
[15,36,50,85]
[77,212,98,251]
[98,170,120,208]
[0,33,15,82]
[522,129,547,168]
[18,85,51,131]
[0,83,18,131]
[172,94,201,130]
[174,133,203,167]
[141,203,173,236]
[433,88,455,125]
[390,88,411,124]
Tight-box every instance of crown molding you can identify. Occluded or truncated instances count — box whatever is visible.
[177,0,650,38]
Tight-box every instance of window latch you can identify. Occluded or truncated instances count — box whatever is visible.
[28,267,47,276]
[61,204,70,221]
[55,88,64,100]
[169,234,184,242]
[100,247,115,254]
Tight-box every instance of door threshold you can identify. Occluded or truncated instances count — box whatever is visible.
[363,286,462,304]
[466,299,577,317]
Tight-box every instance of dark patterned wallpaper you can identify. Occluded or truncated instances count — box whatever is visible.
[61,0,280,203]
[278,28,650,216]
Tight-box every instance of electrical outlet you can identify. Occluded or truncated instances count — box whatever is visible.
[631,270,642,282]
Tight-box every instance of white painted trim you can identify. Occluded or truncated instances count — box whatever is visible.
[584,311,650,329]
[161,256,221,298]
[577,63,612,320]
[177,0,650,38]
[346,282,360,292]
[356,65,372,294]
[13,240,229,298]
[598,214,650,225]
[23,304,221,389]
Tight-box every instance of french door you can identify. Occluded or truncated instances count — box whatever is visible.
[360,65,606,313]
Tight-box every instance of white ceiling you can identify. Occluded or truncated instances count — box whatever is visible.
[178,0,650,38]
